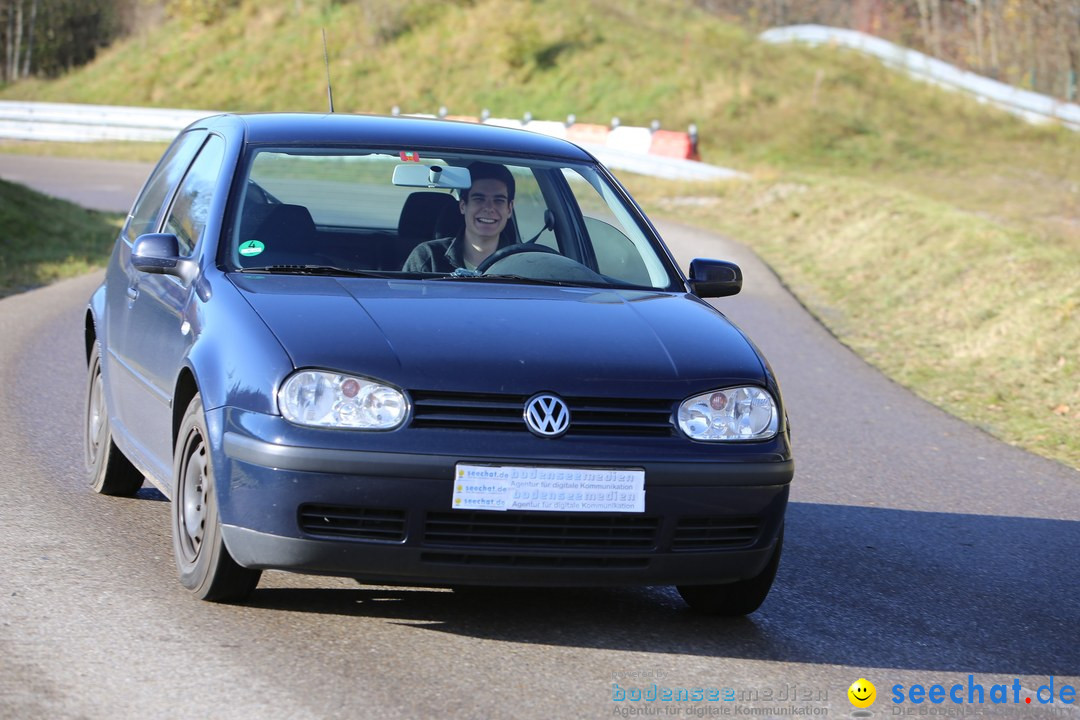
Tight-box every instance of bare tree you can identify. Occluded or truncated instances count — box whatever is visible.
[985,0,1001,77]
[697,0,1080,100]
[968,0,985,72]
[4,1,14,82]
[2,0,31,82]
[10,0,21,80]
[21,0,37,78]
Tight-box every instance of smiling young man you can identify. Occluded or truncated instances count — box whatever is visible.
[401,161,517,273]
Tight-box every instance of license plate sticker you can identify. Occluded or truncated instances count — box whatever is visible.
[452,464,645,513]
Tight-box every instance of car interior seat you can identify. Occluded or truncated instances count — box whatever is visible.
[433,202,464,239]
[242,203,318,267]
[395,192,460,268]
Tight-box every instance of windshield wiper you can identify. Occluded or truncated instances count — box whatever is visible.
[433,272,583,287]
[238,264,396,278]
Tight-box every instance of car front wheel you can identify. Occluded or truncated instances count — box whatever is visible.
[85,343,143,496]
[676,526,783,616]
[172,394,261,602]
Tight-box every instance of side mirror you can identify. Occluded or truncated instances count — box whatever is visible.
[132,233,198,284]
[688,258,742,298]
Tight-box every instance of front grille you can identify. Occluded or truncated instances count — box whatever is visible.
[672,516,761,551]
[410,390,674,437]
[424,511,660,551]
[421,552,649,569]
[298,504,406,542]
[297,504,761,554]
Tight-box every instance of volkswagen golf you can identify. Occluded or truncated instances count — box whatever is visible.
[84,112,793,614]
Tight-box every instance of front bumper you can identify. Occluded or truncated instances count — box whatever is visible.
[211,409,793,587]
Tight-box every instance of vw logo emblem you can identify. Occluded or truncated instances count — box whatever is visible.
[524,394,570,438]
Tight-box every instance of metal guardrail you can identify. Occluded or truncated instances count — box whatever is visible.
[760,25,1080,131]
[0,101,213,142]
[0,100,741,182]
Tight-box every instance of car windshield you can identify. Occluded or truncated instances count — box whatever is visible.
[226,148,679,290]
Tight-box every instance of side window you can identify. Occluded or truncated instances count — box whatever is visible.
[163,135,226,257]
[123,130,207,244]
[585,217,651,286]
[563,167,672,288]
[509,167,556,248]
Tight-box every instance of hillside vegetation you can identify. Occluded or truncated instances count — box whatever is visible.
[1,0,1077,469]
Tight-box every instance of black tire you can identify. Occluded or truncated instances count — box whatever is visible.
[85,343,143,497]
[677,527,784,616]
[172,394,260,602]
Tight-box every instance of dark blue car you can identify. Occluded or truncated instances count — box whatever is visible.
[84,112,792,614]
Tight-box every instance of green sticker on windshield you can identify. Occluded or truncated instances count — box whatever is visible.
[239,240,265,257]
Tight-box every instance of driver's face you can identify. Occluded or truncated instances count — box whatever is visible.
[460,179,512,243]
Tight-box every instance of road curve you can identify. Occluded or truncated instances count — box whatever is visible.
[1,155,1077,719]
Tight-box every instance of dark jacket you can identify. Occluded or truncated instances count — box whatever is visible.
[402,233,515,273]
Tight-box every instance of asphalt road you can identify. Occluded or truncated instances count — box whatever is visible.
[1,154,1078,720]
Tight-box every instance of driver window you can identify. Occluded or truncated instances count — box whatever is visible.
[123,130,206,244]
[163,135,227,257]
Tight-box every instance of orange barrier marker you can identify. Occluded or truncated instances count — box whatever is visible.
[565,123,610,146]
[648,130,698,160]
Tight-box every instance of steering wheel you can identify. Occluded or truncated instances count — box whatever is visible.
[475,243,560,274]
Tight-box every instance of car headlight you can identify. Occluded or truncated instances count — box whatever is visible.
[677,387,779,441]
[278,370,408,430]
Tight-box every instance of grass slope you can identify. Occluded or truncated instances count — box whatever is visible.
[1,0,1077,468]
[629,173,1080,468]
[0,180,122,297]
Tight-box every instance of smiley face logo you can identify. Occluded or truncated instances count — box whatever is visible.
[848,678,876,708]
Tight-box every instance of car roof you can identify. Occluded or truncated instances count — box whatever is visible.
[194,112,596,162]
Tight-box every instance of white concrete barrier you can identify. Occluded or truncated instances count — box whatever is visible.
[0,100,737,182]
[522,120,567,139]
[606,126,654,155]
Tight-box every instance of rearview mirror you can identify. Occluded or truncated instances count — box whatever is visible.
[392,163,471,190]
[688,258,742,298]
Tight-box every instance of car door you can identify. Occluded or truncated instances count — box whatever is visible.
[105,130,207,474]
[108,132,228,480]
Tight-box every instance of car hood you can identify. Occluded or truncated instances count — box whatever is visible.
[229,275,766,396]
